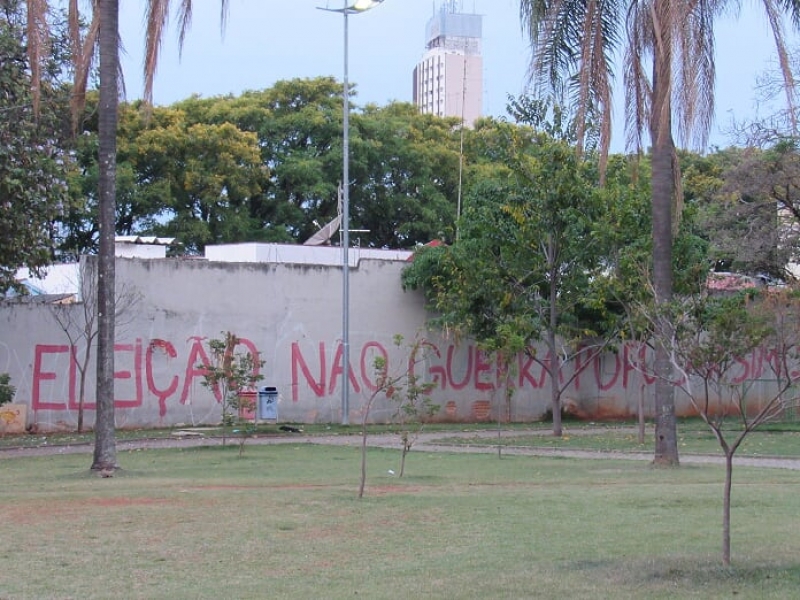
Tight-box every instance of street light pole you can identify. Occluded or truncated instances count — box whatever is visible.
[342,0,352,427]
[318,0,385,425]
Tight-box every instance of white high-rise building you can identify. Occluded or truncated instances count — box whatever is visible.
[413,1,483,127]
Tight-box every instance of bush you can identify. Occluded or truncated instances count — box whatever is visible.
[0,373,14,406]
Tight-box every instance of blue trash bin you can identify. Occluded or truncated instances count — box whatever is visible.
[258,386,278,421]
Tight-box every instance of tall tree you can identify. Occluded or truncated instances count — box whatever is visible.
[173,82,462,248]
[175,80,346,244]
[91,0,119,471]
[91,0,222,468]
[710,142,800,282]
[21,0,229,469]
[18,0,114,469]
[0,0,70,292]
[403,127,616,433]
[62,98,169,257]
[354,103,461,247]
[65,84,460,251]
[519,0,800,465]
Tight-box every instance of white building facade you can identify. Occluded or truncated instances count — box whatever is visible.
[413,2,483,126]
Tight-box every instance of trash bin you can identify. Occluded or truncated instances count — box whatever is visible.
[258,386,278,421]
[238,390,257,421]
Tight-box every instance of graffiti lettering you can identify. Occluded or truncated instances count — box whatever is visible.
[146,339,179,417]
[33,345,72,410]
[31,336,260,415]
[29,336,794,417]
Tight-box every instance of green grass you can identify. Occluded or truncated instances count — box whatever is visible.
[1,444,799,599]
[0,421,552,450]
[432,422,800,457]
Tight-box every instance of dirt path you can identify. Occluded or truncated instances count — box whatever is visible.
[3,428,800,470]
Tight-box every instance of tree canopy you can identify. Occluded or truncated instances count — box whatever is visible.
[404,127,626,433]
[0,0,71,292]
[61,79,466,254]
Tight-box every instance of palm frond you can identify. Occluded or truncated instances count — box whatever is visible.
[70,3,100,131]
[624,0,653,153]
[177,0,193,55]
[521,0,623,166]
[673,0,718,150]
[144,0,170,104]
[762,0,799,134]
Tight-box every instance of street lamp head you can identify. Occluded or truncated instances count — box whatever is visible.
[318,0,385,14]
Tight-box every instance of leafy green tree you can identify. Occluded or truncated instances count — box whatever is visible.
[175,79,344,244]
[698,142,800,282]
[62,122,101,257]
[136,112,266,254]
[174,82,462,248]
[594,154,709,316]
[0,0,70,292]
[519,0,800,465]
[0,373,15,406]
[66,81,463,251]
[199,332,264,454]
[352,103,461,247]
[404,129,615,436]
[62,98,172,256]
[65,98,268,255]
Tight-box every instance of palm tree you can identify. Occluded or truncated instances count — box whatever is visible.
[22,0,118,470]
[93,0,231,470]
[91,0,120,471]
[520,0,800,465]
[23,0,228,470]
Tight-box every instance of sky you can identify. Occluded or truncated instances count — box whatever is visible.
[116,0,798,153]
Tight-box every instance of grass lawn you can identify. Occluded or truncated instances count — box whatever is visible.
[1,443,799,599]
[0,422,550,450]
[430,420,800,457]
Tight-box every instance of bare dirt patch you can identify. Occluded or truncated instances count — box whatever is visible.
[367,484,425,495]
[82,497,173,508]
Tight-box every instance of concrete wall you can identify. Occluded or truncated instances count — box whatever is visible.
[0,246,790,431]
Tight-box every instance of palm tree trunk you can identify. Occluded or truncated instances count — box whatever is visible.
[650,0,679,466]
[91,0,118,471]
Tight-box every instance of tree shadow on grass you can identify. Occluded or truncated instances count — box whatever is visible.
[576,556,800,595]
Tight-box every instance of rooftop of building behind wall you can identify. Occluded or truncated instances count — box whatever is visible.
[114,237,413,265]
[11,241,414,300]
[203,242,413,265]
